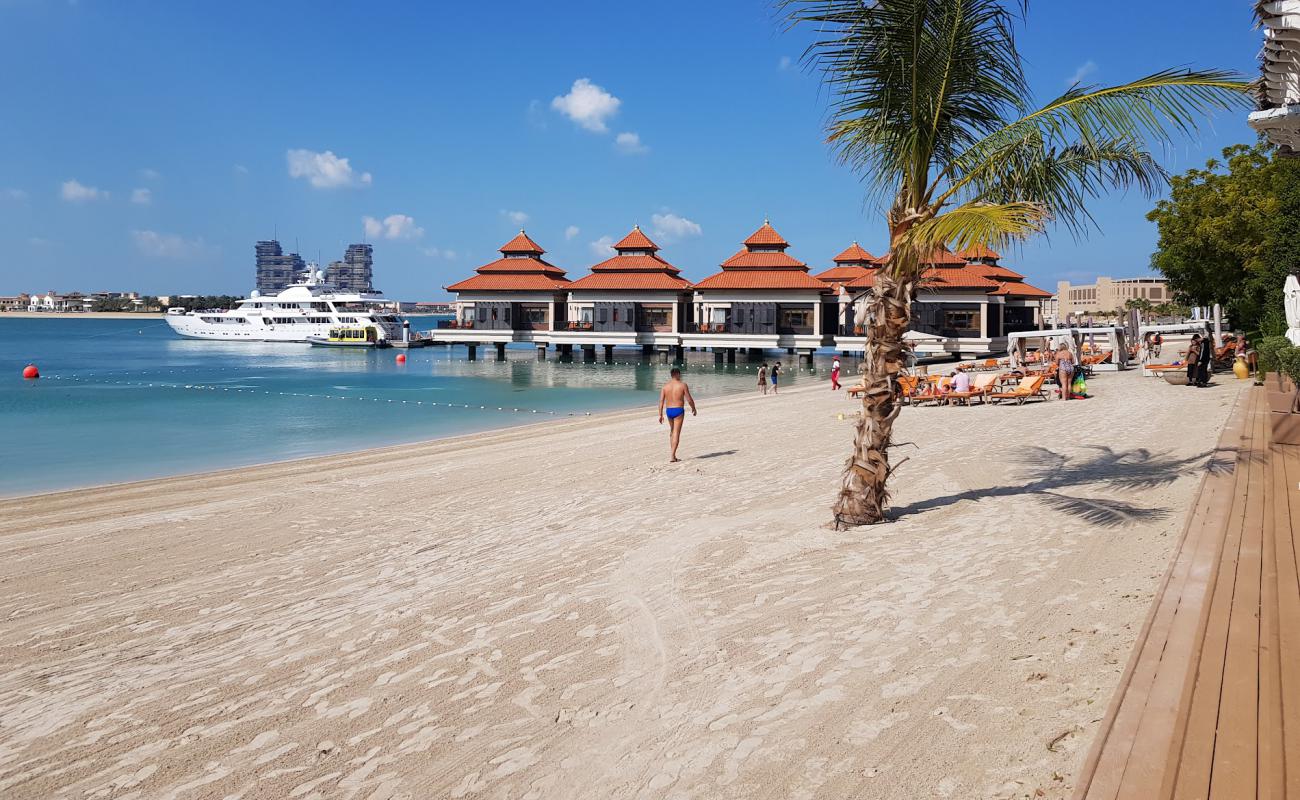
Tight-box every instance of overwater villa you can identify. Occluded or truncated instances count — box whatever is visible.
[436,223,1051,361]
[830,245,1052,358]
[441,231,569,358]
[549,226,692,361]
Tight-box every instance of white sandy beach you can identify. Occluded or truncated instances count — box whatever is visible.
[0,369,1246,799]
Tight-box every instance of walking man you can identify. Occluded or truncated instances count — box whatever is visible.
[658,367,697,463]
[830,356,842,390]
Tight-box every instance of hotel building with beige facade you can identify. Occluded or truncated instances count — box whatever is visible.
[1053,276,1170,320]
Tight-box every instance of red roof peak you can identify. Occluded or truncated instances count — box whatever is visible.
[743,220,789,249]
[833,241,877,264]
[612,226,660,252]
[957,244,1001,262]
[500,230,545,255]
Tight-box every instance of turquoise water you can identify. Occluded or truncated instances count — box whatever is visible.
[0,317,826,497]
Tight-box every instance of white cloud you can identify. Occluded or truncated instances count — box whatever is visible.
[551,78,621,133]
[139,168,161,180]
[362,213,424,240]
[131,187,152,205]
[286,148,372,189]
[564,225,580,241]
[28,236,52,247]
[589,235,616,257]
[778,55,793,71]
[234,164,250,175]
[2,188,27,201]
[1066,60,1097,85]
[61,179,107,203]
[651,212,702,242]
[614,131,649,155]
[420,246,457,260]
[501,209,529,225]
[131,229,209,259]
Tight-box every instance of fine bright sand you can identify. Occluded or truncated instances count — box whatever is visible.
[0,369,1245,799]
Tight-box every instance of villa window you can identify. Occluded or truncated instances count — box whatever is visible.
[943,309,979,331]
[524,306,547,324]
[639,306,671,330]
[780,308,813,329]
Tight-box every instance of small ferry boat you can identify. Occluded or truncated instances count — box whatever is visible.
[165,266,406,344]
[306,326,388,348]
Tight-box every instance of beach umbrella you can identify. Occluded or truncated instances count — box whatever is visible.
[1286,275,1300,346]
[1212,303,1222,347]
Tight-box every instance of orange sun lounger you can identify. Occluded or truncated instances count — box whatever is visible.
[986,375,1046,405]
[943,372,1003,405]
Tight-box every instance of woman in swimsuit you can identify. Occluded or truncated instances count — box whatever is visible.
[1056,343,1076,400]
[757,363,768,395]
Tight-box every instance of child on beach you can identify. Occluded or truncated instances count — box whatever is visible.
[771,361,781,394]
[757,363,768,395]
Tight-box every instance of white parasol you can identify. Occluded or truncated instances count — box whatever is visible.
[1287,275,1300,346]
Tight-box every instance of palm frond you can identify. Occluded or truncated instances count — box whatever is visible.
[900,201,1047,258]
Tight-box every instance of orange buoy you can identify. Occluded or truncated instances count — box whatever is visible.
[22,363,39,379]
[395,353,407,364]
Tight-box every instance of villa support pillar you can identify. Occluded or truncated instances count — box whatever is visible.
[786,347,795,355]
[726,348,736,364]
[536,344,547,361]
[582,344,596,362]
[604,345,614,363]
[674,345,685,363]
[641,344,654,357]
[658,347,670,364]
[466,344,477,361]
[714,350,725,364]
[495,342,507,360]
[802,349,815,366]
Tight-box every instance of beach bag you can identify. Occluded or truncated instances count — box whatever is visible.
[1071,373,1087,397]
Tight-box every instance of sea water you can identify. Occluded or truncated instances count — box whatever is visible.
[0,317,825,496]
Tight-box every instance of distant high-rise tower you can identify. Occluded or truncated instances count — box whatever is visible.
[254,240,306,294]
[325,243,376,293]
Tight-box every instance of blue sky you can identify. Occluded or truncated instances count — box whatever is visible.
[0,0,1260,299]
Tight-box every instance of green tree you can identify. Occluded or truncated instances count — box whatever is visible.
[1147,143,1300,334]
[781,0,1248,527]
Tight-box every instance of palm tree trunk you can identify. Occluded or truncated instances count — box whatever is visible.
[834,272,913,528]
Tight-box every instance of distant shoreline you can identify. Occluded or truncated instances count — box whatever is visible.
[1,311,166,319]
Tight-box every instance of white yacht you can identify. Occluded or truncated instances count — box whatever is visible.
[165,267,405,344]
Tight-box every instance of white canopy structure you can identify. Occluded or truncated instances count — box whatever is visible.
[1286,274,1300,345]
[1005,327,1129,370]
[1251,1,1300,151]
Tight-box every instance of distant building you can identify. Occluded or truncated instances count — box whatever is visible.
[325,243,376,293]
[254,240,307,294]
[1054,276,1170,320]
[0,294,29,312]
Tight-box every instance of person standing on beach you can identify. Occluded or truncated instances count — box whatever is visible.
[1197,332,1214,387]
[1055,343,1076,400]
[757,363,769,395]
[658,367,697,463]
[771,361,781,394]
[1185,335,1202,387]
[830,356,841,390]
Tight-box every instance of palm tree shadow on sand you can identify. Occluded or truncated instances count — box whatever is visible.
[884,443,1248,529]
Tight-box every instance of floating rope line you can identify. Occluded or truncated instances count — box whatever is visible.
[39,375,594,417]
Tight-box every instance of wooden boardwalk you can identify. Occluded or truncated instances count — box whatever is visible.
[1075,386,1300,799]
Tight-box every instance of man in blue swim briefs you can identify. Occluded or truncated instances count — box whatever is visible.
[658,367,698,463]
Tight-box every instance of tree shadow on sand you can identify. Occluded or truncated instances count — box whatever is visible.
[885,443,1244,528]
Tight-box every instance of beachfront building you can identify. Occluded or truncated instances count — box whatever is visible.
[0,294,29,312]
[441,231,569,359]
[550,226,692,361]
[26,291,87,312]
[832,245,1051,358]
[1054,276,1170,320]
[814,242,879,337]
[684,221,828,362]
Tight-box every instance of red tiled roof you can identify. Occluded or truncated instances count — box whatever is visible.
[587,254,681,274]
[833,242,877,264]
[475,257,566,276]
[742,221,789,247]
[692,271,826,290]
[876,247,968,267]
[500,230,545,255]
[445,273,568,292]
[957,244,1001,261]
[612,226,659,251]
[919,266,1001,289]
[845,271,880,289]
[815,265,874,283]
[720,250,807,269]
[973,264,1026,280]
[990,281,1052,298]
[567,272,691,290]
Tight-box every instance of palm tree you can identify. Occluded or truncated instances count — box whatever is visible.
[1125,297,1154,324]
[780,1,1250,528]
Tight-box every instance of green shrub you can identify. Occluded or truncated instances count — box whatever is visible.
[1257,335,1292,375]
[1278,346,1300,411]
